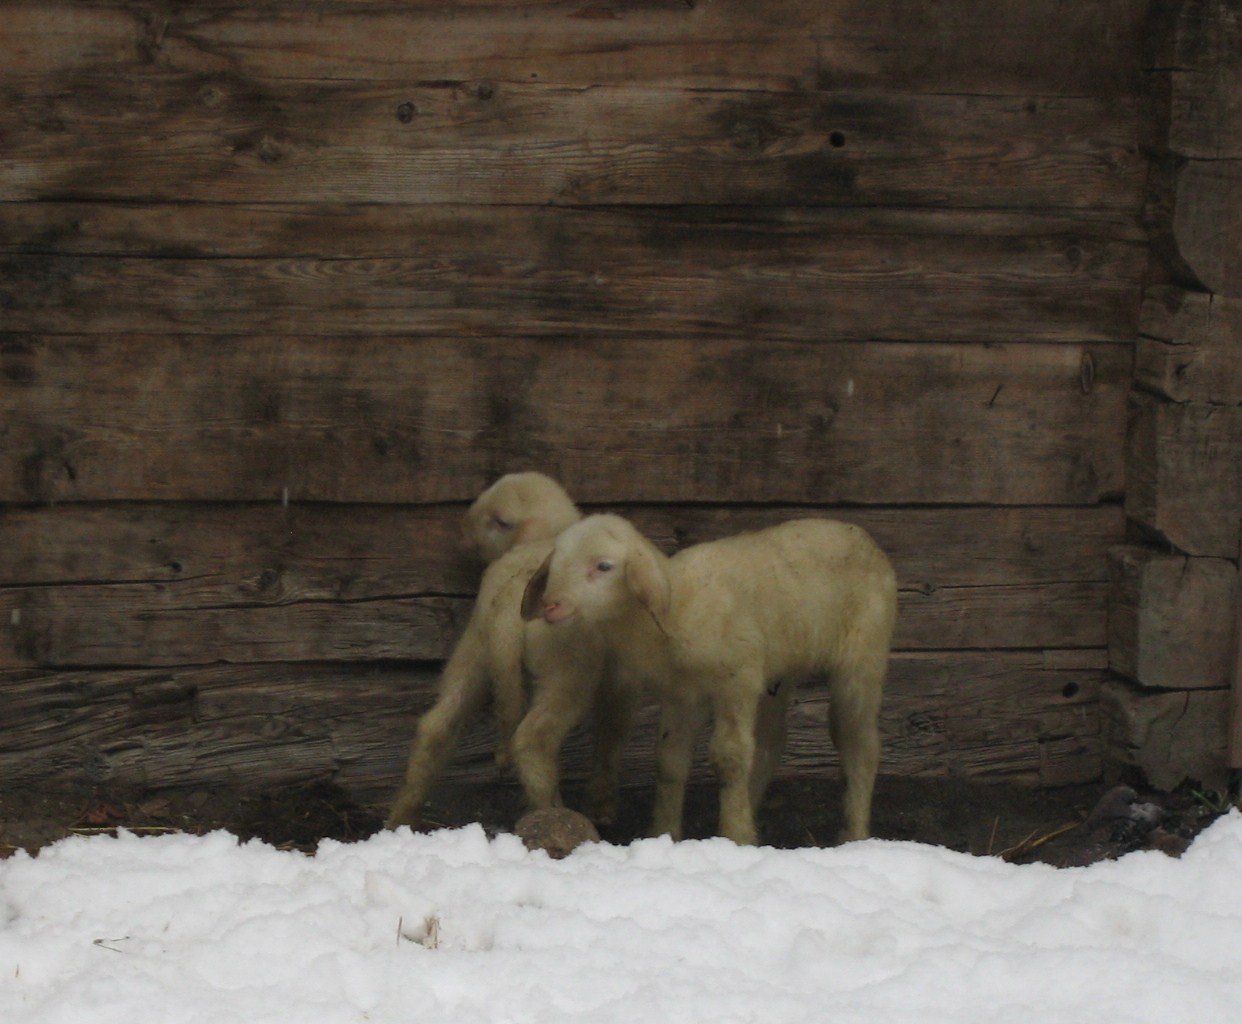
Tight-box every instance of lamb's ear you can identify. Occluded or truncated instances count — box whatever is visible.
[626,541,671,625]
[520,552,553,621]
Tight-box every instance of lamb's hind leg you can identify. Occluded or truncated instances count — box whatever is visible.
[828,659,885,843]
[749,683,792,814]
[386,647,489,829]
[582,672,639,826]
[487,628,527,775]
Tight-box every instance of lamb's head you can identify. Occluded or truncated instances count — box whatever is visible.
[521,514,670,627]
[462,472,580,564]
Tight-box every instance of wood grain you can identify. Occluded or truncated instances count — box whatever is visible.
[0,503,1119,668]
[3,336,1129,505]
[1126,395,1242,559]
[0,73,1144,209]
[1144,0,1242,297]
[0,503,1123,590]
[1,498,1121,668]
[1137,286,1242,405]
[0,649,1105,801]
[1108,546,1239,691]
[1154,0,1242,161]
[1170,160,1242,297]
[0,0,1153,794]
[1,203,1145,260]
[0,206,1145,343]
[3,1,1146,96]
[1102,680,1230,791]
[0,581,1108,668]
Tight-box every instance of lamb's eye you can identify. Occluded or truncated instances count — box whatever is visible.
[596,560,614,573]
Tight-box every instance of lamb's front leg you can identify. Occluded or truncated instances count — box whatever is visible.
[648,695,708,841]
[709,677,763,846]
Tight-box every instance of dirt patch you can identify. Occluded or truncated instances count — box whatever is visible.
[0,775,1226,864]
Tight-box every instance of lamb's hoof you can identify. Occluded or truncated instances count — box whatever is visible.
[515,808,600,859]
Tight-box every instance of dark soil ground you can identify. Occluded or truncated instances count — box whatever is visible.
[1,774,1228,866]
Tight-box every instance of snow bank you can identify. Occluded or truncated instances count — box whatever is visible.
[3,814,1241,1024]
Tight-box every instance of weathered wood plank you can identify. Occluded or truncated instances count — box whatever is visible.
[1144,0,1242,296]
[0,206,1145,343]
[0,202,1146,260]
[1113,0,1241,792]
[1144,152,1242,297]
[2,0,1147,97]
[0,588,470,670]
[1126,395,1242,558]
[0,503,479,597]
[1136,286,1242,404]
[0,503,1124,591]
[0,649,1104,801]
[2,336,1130,505]
[0,503,1118,667]
[0,580,1107,670]
[0,74,1143,208]
[1101,680,1230,792]
[1147,0,1242,161]
[1170,160,1242,297]
[1108,546,1239,692]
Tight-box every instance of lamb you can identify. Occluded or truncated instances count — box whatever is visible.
[521,513,897,845]
[386,473,632,830]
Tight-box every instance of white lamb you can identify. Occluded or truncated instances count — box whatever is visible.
[521,513,897,845]
[386,474,631,830]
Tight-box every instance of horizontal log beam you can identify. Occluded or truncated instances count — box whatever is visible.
[0,503,1122,591]
[3,1,1146,96]
[0,205,1145,343]
[0,74,1143,208]
[2,336,1129,505]
[0,649,1105,801]
[0,503,1119,667]
[0,580,1108,670]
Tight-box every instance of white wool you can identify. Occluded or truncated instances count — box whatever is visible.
[525,514,897,845]
[388,474,628,829]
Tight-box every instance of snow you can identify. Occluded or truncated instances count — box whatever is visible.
[3,815,1242,1024]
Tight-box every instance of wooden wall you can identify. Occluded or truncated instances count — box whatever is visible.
[1,1,1151,804]
[1105,0,1242,791]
